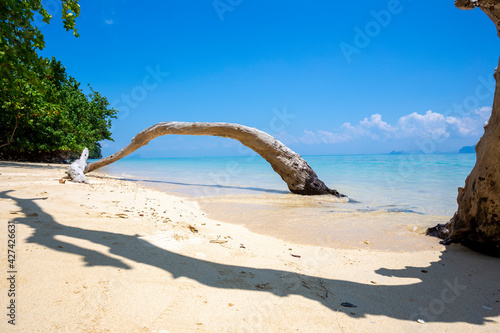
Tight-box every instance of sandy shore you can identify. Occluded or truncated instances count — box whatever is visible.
[1,161,499,332]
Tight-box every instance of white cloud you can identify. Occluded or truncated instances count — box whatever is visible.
[398,110,452,140]
[284,107,492,147]
[275,131,299,144]
[292,130,351,144]
[317,130,351,143]
[473,106,492,117]
[105,19,114,25]
[360,114,394,132]
[301,130,320,144]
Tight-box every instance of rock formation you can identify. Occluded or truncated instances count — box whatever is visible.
[83,122,345,196]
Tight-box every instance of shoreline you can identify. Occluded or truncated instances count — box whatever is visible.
[1,161,499,332]
[98,162,451,253]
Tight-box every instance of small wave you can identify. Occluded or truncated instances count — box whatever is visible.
[198,192,350,206]
[386,208,424,215]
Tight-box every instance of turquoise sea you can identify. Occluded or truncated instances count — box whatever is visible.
[96,154,476,251]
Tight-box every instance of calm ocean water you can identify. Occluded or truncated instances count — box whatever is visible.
[96,154,476,251]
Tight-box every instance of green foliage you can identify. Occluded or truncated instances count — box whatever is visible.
[0,0,79,80]
[0,0,117,161]
[0,58,117,159]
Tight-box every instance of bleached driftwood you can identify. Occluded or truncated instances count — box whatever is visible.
[65,148,89,183]
[83,122,345,196]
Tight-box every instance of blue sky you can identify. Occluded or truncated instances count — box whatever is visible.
[37,0,498,157]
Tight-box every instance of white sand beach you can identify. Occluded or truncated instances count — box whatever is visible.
[1,161,499,332]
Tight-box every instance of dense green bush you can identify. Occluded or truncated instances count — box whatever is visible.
[0,0,116,161]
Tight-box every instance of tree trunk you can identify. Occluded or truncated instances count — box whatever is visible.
[84,122,345,197]
[427,1,500,256]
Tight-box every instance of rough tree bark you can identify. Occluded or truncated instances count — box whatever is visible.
[82,122,345,197]
[427,0,500,256]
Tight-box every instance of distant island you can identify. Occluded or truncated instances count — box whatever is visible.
[459,145,476,154]
[388,150,423,155]
[386,146,477,155]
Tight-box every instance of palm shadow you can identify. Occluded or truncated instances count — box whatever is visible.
[3,189,499,325]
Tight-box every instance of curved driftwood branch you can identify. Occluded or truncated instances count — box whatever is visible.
[85,122,345,196]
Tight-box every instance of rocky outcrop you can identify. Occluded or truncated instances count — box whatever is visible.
[427,1,500,256]
[84,122,345,197]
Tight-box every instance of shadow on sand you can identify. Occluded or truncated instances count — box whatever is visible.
[0,161,67,170]
[117,177,291,195]
[2,189,499,326]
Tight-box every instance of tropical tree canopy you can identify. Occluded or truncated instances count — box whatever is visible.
[0,0,117,161]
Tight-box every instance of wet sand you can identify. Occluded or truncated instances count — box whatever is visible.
[196,194,450,252]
